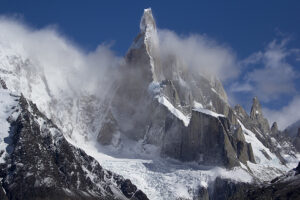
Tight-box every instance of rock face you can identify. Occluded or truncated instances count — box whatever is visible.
[293,128,300,152]
[284,121,300,152]
[162,110,255,168]
[97,110,119,146]
[271,122,279,135]
[249,97,270,134]
[0,88,148,200]
[296,162,300,174]
[285,119,300,137]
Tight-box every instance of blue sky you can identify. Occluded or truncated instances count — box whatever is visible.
[1,0,300,129]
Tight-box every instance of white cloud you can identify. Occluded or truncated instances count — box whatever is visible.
[263,96,300,130]
[230,82,253,92]
[158,30,240,81]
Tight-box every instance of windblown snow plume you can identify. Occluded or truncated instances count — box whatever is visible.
[0,17,121,96]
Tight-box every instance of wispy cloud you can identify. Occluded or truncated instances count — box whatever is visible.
[229,37,300,129]
[230,38,299,102]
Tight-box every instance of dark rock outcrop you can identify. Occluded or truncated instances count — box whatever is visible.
[271,122,279,135]
[197,186,209,200]
[294,128,300,152]
[284,121,300,152]
[206,162,300,200]
[285,119,300,137]
[0,78,7,89]
[296,162,300,175]
[250,97,270,134]
[97,110,119,145]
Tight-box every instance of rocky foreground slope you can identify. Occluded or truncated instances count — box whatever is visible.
[0,85,147,200]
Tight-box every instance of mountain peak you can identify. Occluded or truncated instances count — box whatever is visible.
[250,96,270,133]
[140,8,156,33]
[250,97,262,118]
[271,122,279,134]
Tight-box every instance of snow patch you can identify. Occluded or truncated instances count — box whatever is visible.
[193,101,203,109]
[200,181,208,188]
[193,107,225,118]
[0,89,19,163]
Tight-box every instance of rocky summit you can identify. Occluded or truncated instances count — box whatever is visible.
[99,8,255,169]
[0,7,299,200]
[99,9,298,170]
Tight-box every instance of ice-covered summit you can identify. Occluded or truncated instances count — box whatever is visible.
[140,8,156,33]
[128,7,162,82]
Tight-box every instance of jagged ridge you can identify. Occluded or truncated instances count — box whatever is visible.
[0,86,148,200]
